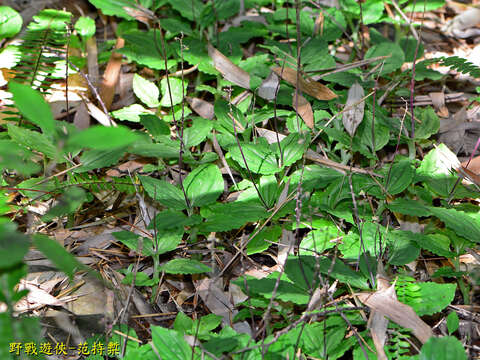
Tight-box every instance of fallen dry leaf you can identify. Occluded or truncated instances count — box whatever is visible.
[272,66,337,101]
[187,97,214,120]
[358,276,433,344]
[292,92,314,129]
[208,44,250,89]
[100,38,124,110]
[342,82,365,137]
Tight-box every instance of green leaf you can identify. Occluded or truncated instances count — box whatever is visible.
[155,228,184,255]
[88,0,136,20]
[398,279,456,316]
[404,0,445,12]
[151,326,192,359]
[0,140,40,175]
[139,175,186,210]
[67,125,140,150]
[9,82,55,135]
[387,198,432,217]
[33,234,85,280]
[385,158,414,195]
[419,336,467,360]
[167,0,204,21]
[446,311,459,335]
[415,107,439,140]
[150,210,202,230]
[76,148,126,172]
[111,103,151,122]
[200,200,269,232]
[0,223,29,270]
[300,219,340,255]
[112,231,155,256]
[183,117,212,147]
[247,225,282,255]
[279,133,309,167]
[74,16,95,38]
[42,187,87,222]
[229,140,279,175]
[362,0,384,25]
[429,207,480,244]
[184,164,224,207]
[0,6,22,39]
[139,114,170,138]
[133,74,160,107]
[387,230,420,265]
[364,42,405,75]
[160,258,211,274]
[7,124,58,160]
[160,77,187,107]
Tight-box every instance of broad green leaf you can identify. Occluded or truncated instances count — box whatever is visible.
[387,198,431,217]
[214,99,247,134]
[75,148,126,172]
[429,207,480,244]
[121,271,155,286]
[415,107,439,140]
[33,234,85,280]
[151,326,192,359]
[278,133,309,167]
[112,231,155,256]
[183,117,212,147]
[365,42,405,75]
[88,0,136,20]
[133,74,160,108]
[419,336,467,360]
[285,255,369,290]
[0,223,29,270]
[160,258,211,274]
[404,0,445,12]
[139,114,170,138]
[150,210,202,230]
[173,312,194,334]
[446,312,459,335]
[339,222,384,260]
[247,225,281,255]
[129,140,182,159]
[229,141,279,175]
[155,229,184,255]
[300,219,340,255]
[385,158,415,195]
[258,175,279,209]
[67,125,140,150]
[42,187,87,222]
[139,175,186,210]
[362,0,384,25]
[397,279,456,316]
[0,6,22,39]
[160,77,186,107]
[7,124,58,160]
[200,200,269,232]
[0,140,40,175]
[9,82,55,135]
[387,230,420,265]
[167,0,204,21]
[111,103,151,122]
[184,164,224,207]
[74,16,95,38]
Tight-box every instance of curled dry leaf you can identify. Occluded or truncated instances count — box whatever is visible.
[292,92,314,129]
[358,276,433,345]
[258,71,280,100]
[342,82,365,137]
[187,97,214,119]
[208,44,250,89]
[272,66,337,101]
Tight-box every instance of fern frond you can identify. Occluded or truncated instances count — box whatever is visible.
[425,56,480,78]
[13,9,72,89]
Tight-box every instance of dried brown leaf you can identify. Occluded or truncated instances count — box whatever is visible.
[187,97,214,119]
[342,82,365,136]
[358,279,433,344]
[208,44,250,89]
[292,92,314,129]
[272,66,337,100]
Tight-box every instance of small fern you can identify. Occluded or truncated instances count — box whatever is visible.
[424,56,480,78]
[15,9,72,89]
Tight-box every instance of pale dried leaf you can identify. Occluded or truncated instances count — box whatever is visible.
[292,92,314,129]
[100,38,124,110]
[358,279,433,344]
[187,97,214,119]
[208,44,250,89]
[258,71,279,100]
[195,278,237,325]
[272,66,337,100]
[429,92,448,117]
[342,82,365,136]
